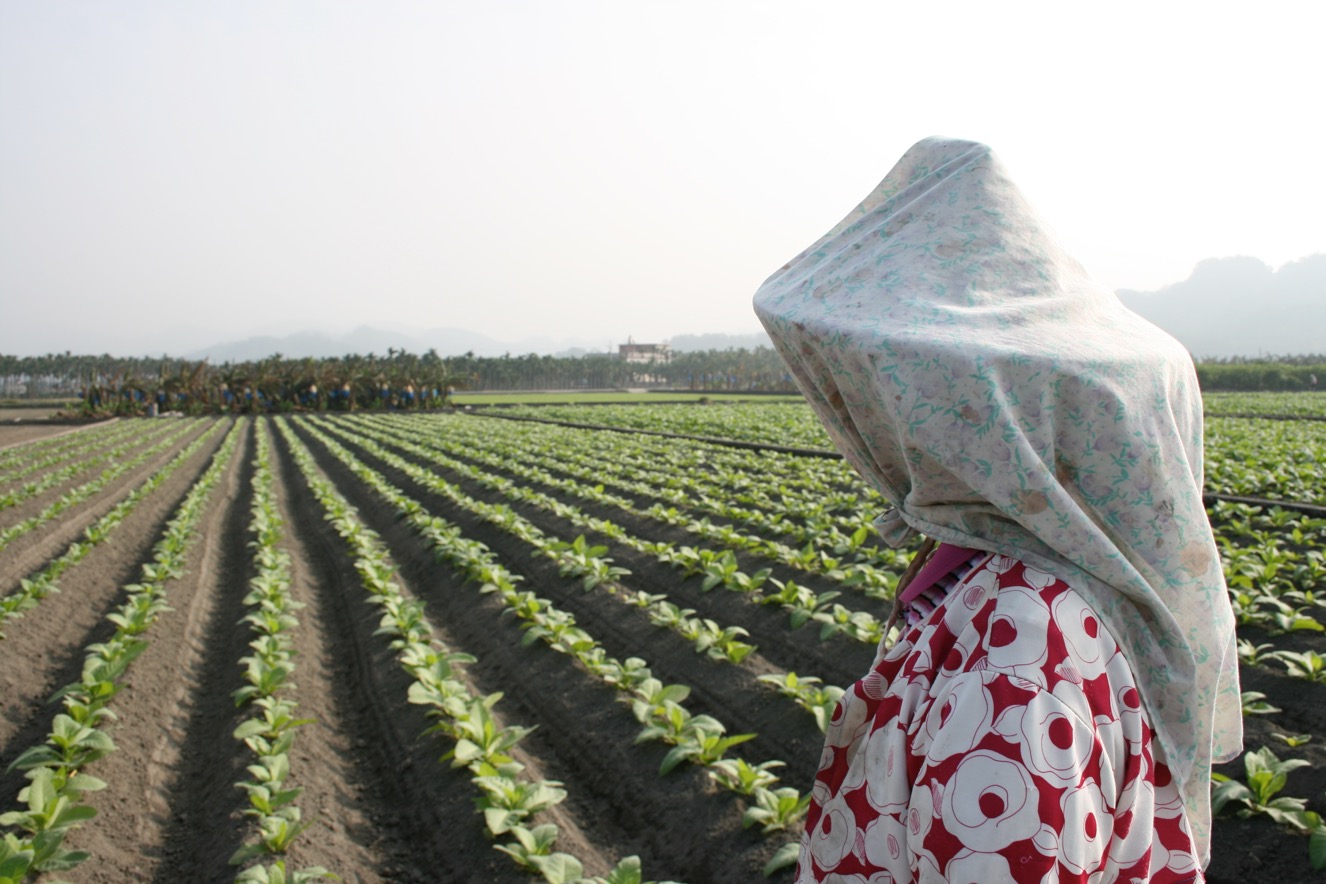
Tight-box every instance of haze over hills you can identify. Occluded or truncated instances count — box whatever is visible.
[149,254,1323,363]
[1116,254,1325,358]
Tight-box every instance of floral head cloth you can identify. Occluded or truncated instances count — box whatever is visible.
[752,137,1240,861]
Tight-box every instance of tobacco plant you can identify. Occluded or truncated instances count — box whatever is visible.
[1212,746,1316,829]
[743,786,811,834]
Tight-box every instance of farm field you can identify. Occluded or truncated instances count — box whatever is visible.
[0,396,1324,882]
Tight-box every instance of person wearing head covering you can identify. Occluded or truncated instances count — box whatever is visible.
[753,137,1241,883]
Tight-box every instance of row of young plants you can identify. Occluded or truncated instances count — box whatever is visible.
[340,418,860,736]
[487,401,1326,509]
[359,413,1326,700]
[0,420,141,490]
[422,412,1326,645]
[1204,391,1326,418]
[274,418,671,884]
[436,414,1326,673]
[490,403,835,450]
[318,417,861,723]
[0,427,97,475]
[469,411,863,507]
[344,416,892,654]
[382,413,901,581]
[285,418,808,876]
[346,416,1326,703]
[0,418,204,555]
[495,394,1326,461]
[313,418,778,672]
[227,420,331,884]
[322,421,859,747]
[0,419,181,513]
[0,419,228,639]
[1216,501,1326,643]
[397,413,898,584]
[0,419,242,881]
[1205,417,1326,505]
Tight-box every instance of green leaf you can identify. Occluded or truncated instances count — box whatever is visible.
[659,746,692,777]
[763,841,801,877]
[63,773,106,794]
[6,745,60,774]
[235,861,282,883]
[234,718,271,741]
[483,807,523,836]
[0,852,34,881]
[229,840,271,865]
[33,847,91,872]
[50,804,97,829]
[527,852,584,883]
[602,855,643,884]
[1310,827,1326,870]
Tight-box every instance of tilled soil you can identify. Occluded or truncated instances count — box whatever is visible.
[284,417,789,882]
[2,416,1325,883]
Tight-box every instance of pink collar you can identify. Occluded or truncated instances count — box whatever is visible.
[899,543,981,605]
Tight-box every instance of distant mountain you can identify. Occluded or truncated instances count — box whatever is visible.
[1117,254,1326,358]
[182,326,610,362]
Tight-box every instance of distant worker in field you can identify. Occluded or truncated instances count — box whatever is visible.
[753,137,1241,883]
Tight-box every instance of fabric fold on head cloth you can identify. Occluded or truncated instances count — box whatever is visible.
[752,136,1241,864]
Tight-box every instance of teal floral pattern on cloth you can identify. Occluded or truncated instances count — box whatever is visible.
[752,137,1241,865]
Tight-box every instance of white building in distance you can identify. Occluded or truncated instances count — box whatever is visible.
[617,341,671,364]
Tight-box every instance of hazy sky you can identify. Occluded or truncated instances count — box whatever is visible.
[2,1,1321,357]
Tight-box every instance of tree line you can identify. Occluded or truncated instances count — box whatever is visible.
[2,349,1321,415]
[0,348,798,415]
[1194,360,1326,392]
